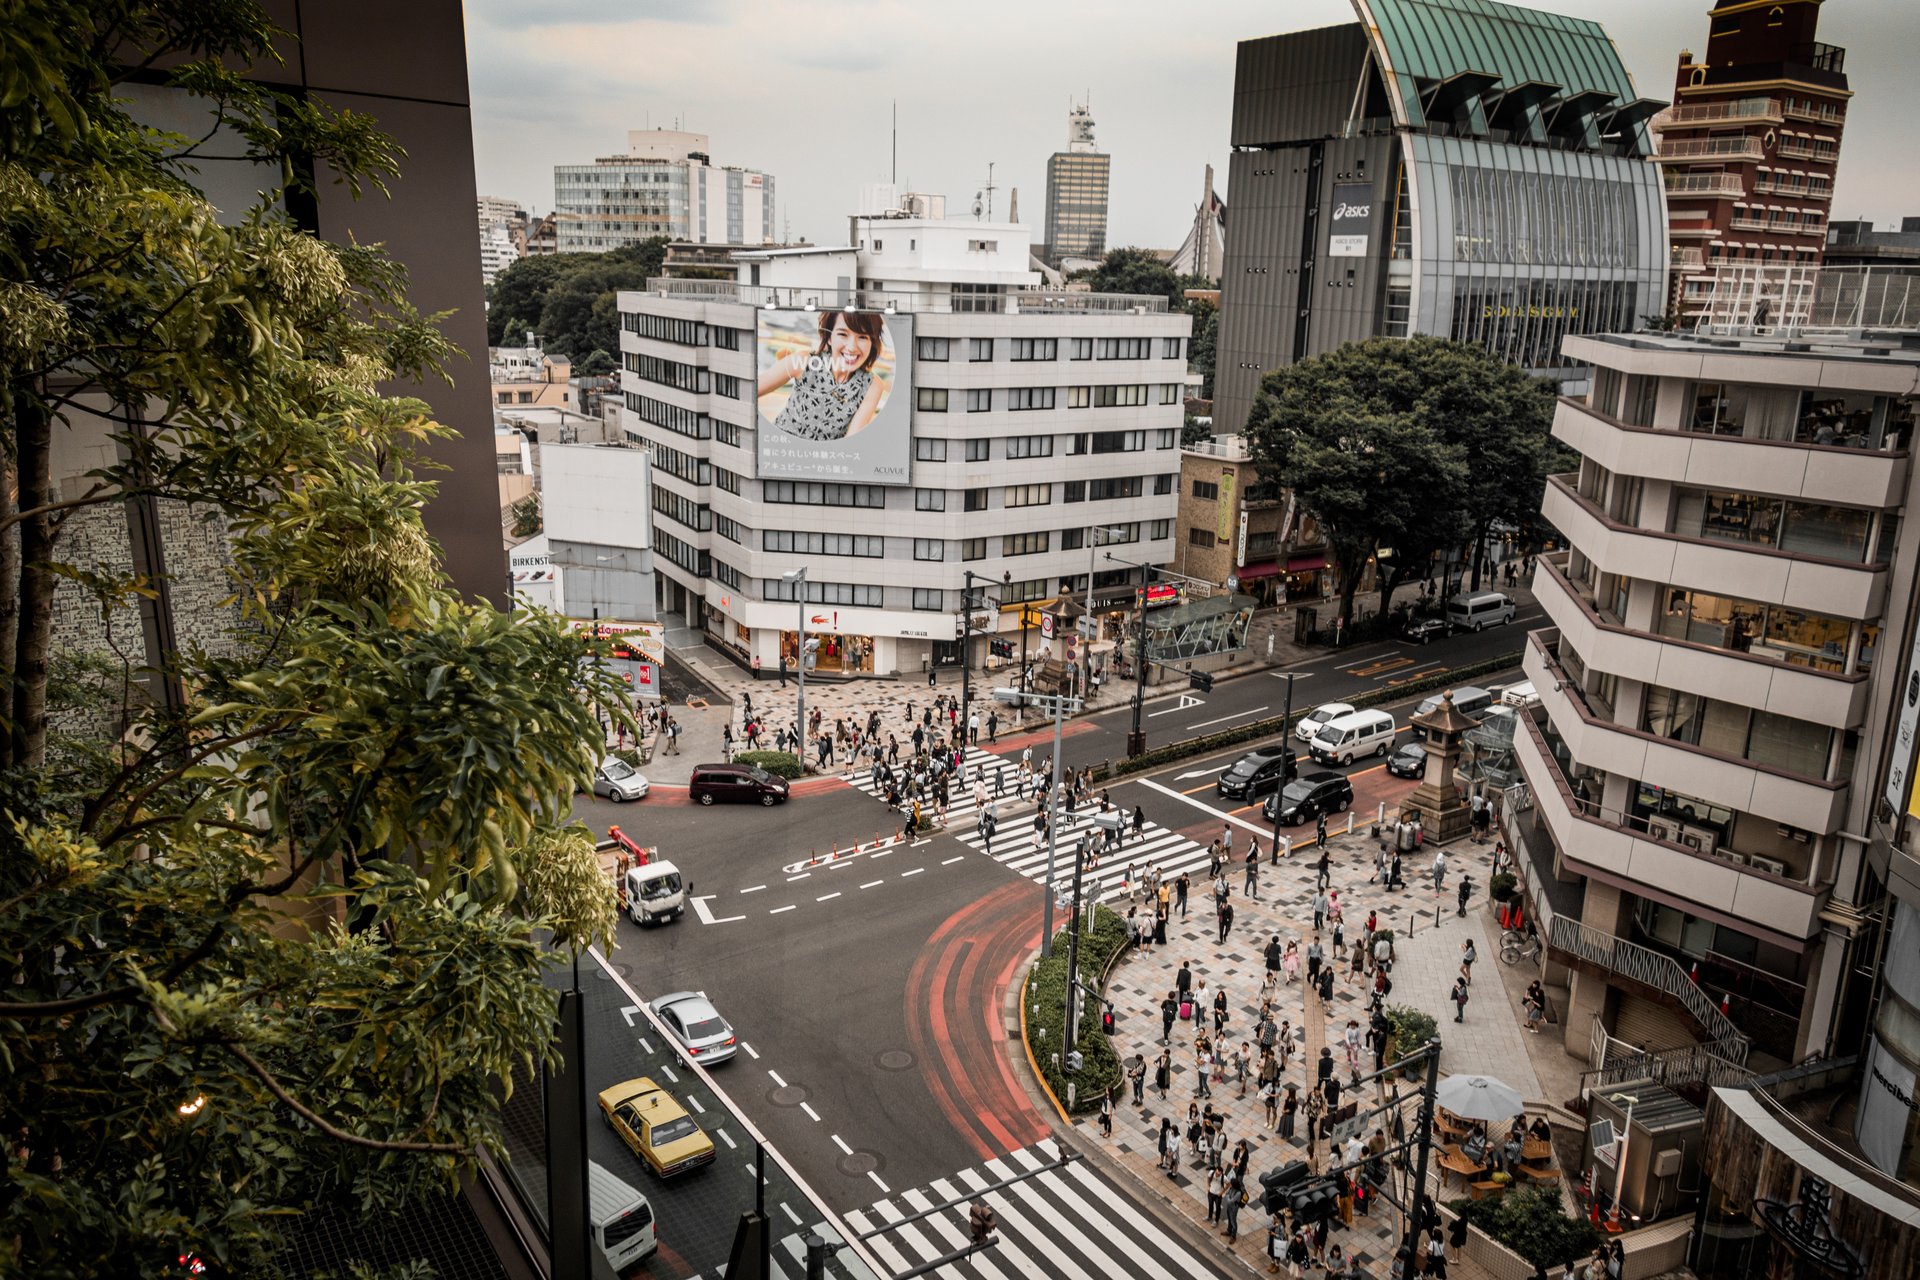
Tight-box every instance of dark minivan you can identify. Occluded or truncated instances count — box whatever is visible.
[688,763,790,806]
[1216,746,1297,801]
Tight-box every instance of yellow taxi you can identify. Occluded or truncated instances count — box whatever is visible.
[597,1077,716,1178]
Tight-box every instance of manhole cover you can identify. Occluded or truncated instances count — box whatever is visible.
[768,1084,809,1107]
[877,1050,914,1072]
[836,1150,880,1177]
[590,961,632,981]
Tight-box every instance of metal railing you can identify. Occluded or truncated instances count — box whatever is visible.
[1549,917,1750,1063]
[1653,98,1781,128]
[1752,179,1832,201]
[639,278,1170,315]
[1782,102,1845,125]
[1582,1021,1755,1094]
[1657,136,1766,162]
[1663,173,1746,198]
[1670,248,1706,272]
[1776,141,1836,162]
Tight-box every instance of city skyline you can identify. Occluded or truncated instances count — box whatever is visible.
[465,0,1919,254]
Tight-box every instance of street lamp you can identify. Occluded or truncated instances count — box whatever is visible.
[994,686,1082,956]
[959,570,995,745]
[782,567,807,760]
[1270,672,1303,854]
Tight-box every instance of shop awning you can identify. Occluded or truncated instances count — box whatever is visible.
[1234,562,1284,581]
[1287,553,1329,572]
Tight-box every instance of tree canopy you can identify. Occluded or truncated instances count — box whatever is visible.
[1072,246,1211,316]
[1242,336,1558,627]
[1,4,625,1273]
[485,238,670,361]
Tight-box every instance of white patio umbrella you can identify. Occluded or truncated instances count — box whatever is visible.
[1434,1073,1525,1122]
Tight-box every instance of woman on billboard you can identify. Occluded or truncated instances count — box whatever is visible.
[757,310,889,441]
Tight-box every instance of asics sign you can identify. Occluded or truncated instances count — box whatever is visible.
[1328,182,1373,258]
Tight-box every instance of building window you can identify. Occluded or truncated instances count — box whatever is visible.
[712,373,743,399]
[969,338,994,362]
[1091,430,1146,453]
[715,466,742,495]
[1155,429,1176,449]
[763,481,886,508]
[915,437,948,462]
[1005,435,1053,460]
[964,487,989,512]
[1193,479,1219,500]
[623,313,710,346]
[1153,473,1174,495]
[1093,384,1149,407]
[625,351,710,395]
[917,336,950,361]
[1012,338,1058,361]
[1160,383,1181,405]
[1089,476,1143,501]
[713,420,743,447]
[1671,487,1874,562]
[965,438,990,462]
[917,387,949,413]
[960,538,986,561]
[913,538,945,561]
[711,326,742,351]
[1163,337,1184,359]
[915,488,946,512]
[762,530,884,557]
[1002,531,1051,556]
[1063,479,1086,503]
[1061,527,1085,550]
[913,588,945,610]
[1096,337,1152,360]
[1151,519,1170,540]
[967,388,992,412]
[714,513,744,544]
[712,557,745,589]
[627,392,710,440]
[1004,483,1051,508]
[496,391,511,404]
[1008,387,1057,411]
[517,391,534,403]
[764,578,884,607]
[1383,285,1411,339]
[1068,385,1091,409]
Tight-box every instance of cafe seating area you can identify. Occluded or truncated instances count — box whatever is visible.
[1431,1105,1562,1201]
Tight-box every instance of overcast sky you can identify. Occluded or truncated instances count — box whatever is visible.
[465,0,1918,250]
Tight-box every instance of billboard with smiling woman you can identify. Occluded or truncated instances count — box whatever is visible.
[756,308,914,485]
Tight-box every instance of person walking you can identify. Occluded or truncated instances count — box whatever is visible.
[1132,804,1147,843]
[1432,847,1449,894]
[1460,937,1477,986]
[1204,1165,1224,1224]
[1176,871,1190,917]
[1315,811,1329,855]
[1217,899,1236,944]
[966,709,979,746]
[1331,917,1346,960]
[1244,842,1260,901]
[1306,938,1325,986]
[1155,1048,1172,1098]
[778,654,789,687]
[1098,1089,1113,1138]
[1451,977,1470,1023]
[1162,989,1180,1044]
[1129,1054,1147,1105]
[1312,888,1329,933]
[1457,873,1474,918]
[1222,1166,1244,1243]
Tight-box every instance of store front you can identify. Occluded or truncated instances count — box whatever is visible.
[780,629,875,675]
[1233,561,1284,607]
[1279,552,1329,605]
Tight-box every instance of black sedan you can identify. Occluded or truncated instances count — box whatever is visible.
[1386,742,1426,779]
[1401,616,1449,645]
[1262,771,1354,826]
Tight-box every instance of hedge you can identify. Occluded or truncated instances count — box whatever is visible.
[730,750,802,779]
[1095,649,1525,781]
[1024,905,1131,1112]
[1447,1185,1601,1269]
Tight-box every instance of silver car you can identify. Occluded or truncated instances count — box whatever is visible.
[649,991,737,1065]
[593,757,649,802]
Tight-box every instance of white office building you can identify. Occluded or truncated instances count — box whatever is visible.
[553,130,774,253]
[616,213,1190,679]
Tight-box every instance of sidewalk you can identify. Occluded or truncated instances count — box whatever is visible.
[1076,823,1573,1277]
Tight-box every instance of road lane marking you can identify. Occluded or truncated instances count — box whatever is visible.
[1188,704,1268,730]
[800,1103,820,1121]
[869,1171,891,1194]
[942,855,964,865]
[741,884,767,894]
[1138,777,1273,836]
[637,1037,653,1054]
[861,880,884,889]
[902,868,924,877]
[872,848,893,858]
[1175,764,1230,780]
[781,1201,803,1225]
[770,904,796,914]
[619,1005,640,1027]
[1149,693,1204,717]
[768,1070,788,1088]
[786,873,811,882]
[659,1065,679,1083]
[691,895,745,925]
[688,1096,705,1113]
[716,1127,737,1149]
[832,1134,853,1155]
[741,1042,760,1060]
[817,892,841,902]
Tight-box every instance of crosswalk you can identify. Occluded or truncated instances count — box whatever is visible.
[841,747,1227,905]
[845,1140,1217,1280]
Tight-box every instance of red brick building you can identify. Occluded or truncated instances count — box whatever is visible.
[1657,0,1849,322]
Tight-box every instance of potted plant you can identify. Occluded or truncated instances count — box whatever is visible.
[1489,873,1517,903]
[1386,1004,1438,1077]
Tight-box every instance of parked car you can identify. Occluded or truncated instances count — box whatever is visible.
[598,1077,717,1178]
[1306,710,1397,766]
[593,757,649,802]
[650,991,738,1065]
[688,762,789,806]
[1386,742,1426,779]
[1401,616,1449,645]
[1262,771,1354,826]
[1295,702,1358,743]
[1216,746,1298,800]
[1500,681,1541,708]
[1445,590,1516,632]
[1410,686,1495,739]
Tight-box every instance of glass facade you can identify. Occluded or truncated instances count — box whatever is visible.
[1044,151,1111,264]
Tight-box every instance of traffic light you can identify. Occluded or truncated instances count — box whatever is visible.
[967,1200,997,1245]
[955,614,967,639]
[1259,1160,1309,1214]
[990,639,1014,659]
[1101,1006,1116,1036]
[1289,1178,1339,1224]
[1188,670,1214,693]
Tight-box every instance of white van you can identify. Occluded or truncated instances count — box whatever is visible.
[626,860,689,926]
[1309,710,1398,765]
[1446,590,1516,632]
[1500,681,1541,708]
[1295,702,1358,743]
[589,1160,657,1269]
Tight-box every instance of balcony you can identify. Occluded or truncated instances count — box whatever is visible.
[1552,396,1910,509]
[1670,247,1707,272]
[1533,557,1870,731]
[1664,173,1747,198]
[1751,179,1832,202]
[1653,98,1782,129]
[1542,475,1888,621]
[1728,215,1771,232]
[1524,628,1850,842]
[1776,141,1836,162]
[1782,101,1845,125]
[1656,136,1766,163]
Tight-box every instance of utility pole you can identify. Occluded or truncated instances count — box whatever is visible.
[1271,672,1301,852]
[996,687,1080,956]
[1128,558,1150,757]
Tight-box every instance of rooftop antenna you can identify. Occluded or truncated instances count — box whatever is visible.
[984,162,998,221]
[892,99,897,187]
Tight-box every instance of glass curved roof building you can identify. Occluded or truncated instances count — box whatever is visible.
[1214,0,1670,431]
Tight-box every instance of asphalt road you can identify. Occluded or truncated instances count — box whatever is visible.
[561,617,1533,1276]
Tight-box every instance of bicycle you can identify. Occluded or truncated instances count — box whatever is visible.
[1500,927,1542,966]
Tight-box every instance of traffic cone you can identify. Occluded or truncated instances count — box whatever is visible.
[1720,992,1731,1015]
[1689,963,1699,985]
[1499,902,1511,929]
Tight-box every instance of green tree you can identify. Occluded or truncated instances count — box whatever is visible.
[484,238,670,360]
[509,493,543,538]
[1243,337,1520,630]
[1187,295,1219,399]
[1074,246,1210,314]
[0,5,627,1274]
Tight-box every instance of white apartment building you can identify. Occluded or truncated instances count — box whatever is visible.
[1514,326,1920,1070]
[616,214,1190,678]
[553,130,774,253]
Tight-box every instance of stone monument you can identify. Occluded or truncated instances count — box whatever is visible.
[1405,690,1476,845]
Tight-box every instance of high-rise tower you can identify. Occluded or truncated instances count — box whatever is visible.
[1042,101,1111,271]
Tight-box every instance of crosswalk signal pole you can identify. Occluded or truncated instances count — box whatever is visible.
[1064,834,1089,1052]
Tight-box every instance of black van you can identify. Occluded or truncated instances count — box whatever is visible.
[688,763,790,806]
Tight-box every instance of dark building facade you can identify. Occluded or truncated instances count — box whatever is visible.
[1042,102,1111,269]
[1213,0,1669,434]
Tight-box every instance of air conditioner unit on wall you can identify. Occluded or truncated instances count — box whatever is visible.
[1748,855,1788,876]
[1713,847,1748,866]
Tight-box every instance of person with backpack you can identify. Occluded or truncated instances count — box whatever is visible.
[1452,977,1470,1023]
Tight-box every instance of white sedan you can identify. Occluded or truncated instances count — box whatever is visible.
[593,758,649,802]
